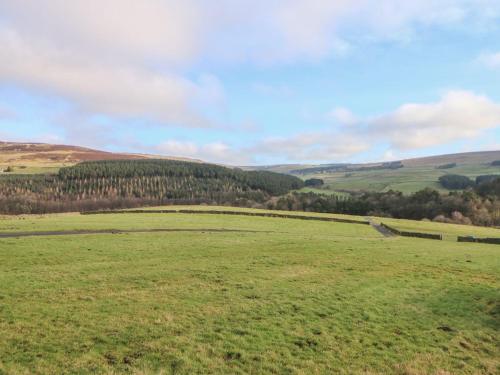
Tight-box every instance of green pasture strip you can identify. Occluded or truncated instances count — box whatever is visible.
[0,212,376,238]
[82,208,369,226]
[379,217,500,242]
[121,204,367,221]
[308,163,500,194]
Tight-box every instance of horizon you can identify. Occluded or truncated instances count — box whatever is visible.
[1,1,500,165]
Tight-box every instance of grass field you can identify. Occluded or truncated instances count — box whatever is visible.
[294,187,351,198]
[0,166,64,175]
[303,164,500,194]
[0,208,499,374]
[376,217,500,242]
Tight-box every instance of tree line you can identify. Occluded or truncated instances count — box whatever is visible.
[439,174,500,190]
[270,178,500,227]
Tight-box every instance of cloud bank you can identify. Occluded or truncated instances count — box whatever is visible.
[158,90,500,164]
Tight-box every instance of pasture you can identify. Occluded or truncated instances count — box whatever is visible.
[301,164,500,194]
[0,208,499,374]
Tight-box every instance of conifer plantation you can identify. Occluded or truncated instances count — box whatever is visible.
[0,160,304,214]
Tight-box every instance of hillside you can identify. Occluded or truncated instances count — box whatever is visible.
[2,142,499,194]
[0,159,304,214]
[247,151,500,194]
[401,150,500,167]
[0,141,200,173]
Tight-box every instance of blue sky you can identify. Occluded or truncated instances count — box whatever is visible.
[0,0,500,165]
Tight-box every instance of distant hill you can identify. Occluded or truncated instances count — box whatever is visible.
[401,151,500,167]
[245,151,500,174]
[244,151,500,194]
[2,141,499,194]
[0,141,201,173]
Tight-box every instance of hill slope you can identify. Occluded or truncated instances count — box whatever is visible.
[2,141,499,194]
[401,150,500,167]
[0,141,200,173]
[247,151,500,194]
[0,159,304,214]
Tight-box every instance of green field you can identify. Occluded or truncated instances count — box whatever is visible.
[0,166,62,175]
[294,187,351,198]
[1,208,499,374]
[376,217,500,242]
[303,164,500,194]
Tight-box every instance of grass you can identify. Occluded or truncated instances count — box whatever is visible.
[302,164,500,194]
[0,165,62,174]
[374,217,500,242]
[294,187,351,197]
[0,208,499,374]
[121,205,365,220]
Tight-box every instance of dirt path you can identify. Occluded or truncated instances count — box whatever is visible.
[0,228,270,239]
[366,217,395,237]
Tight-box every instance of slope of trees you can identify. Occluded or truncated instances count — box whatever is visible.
[0,160,303,214]
[476,174,500,185]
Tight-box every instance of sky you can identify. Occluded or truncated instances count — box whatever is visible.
[0,0,500,165]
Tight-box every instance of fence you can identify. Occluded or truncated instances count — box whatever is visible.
[380,223,442,240]
[82,209,370,225]
[457,236,500,245]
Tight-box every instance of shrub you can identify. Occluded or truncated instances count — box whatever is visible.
[436,163,457,169]
[438,174,474,190]
[304,178,324,187]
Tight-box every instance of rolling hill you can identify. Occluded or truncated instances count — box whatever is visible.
[0,141,201,173]
[245,151,500,194]
[2,141,499,194]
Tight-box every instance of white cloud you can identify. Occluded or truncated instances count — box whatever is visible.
[327,107,358,125]
[0,131,63,144]
[154,132,370,165]
[0,28,221,127]
[477,51,500,68]
[156,140,251,165]
[251,132,369,162]
[0,0,203,65]
[365,90,500,150]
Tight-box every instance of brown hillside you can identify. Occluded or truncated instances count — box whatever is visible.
[0,141,200,168]
[401,150,500,167]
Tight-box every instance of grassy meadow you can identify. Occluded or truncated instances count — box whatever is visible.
[376,217,500,242]
[299,164,500,194]
[0,208,499,374]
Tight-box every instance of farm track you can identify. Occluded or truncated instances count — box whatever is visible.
[366,217,395,237]
[0,228,272,239]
